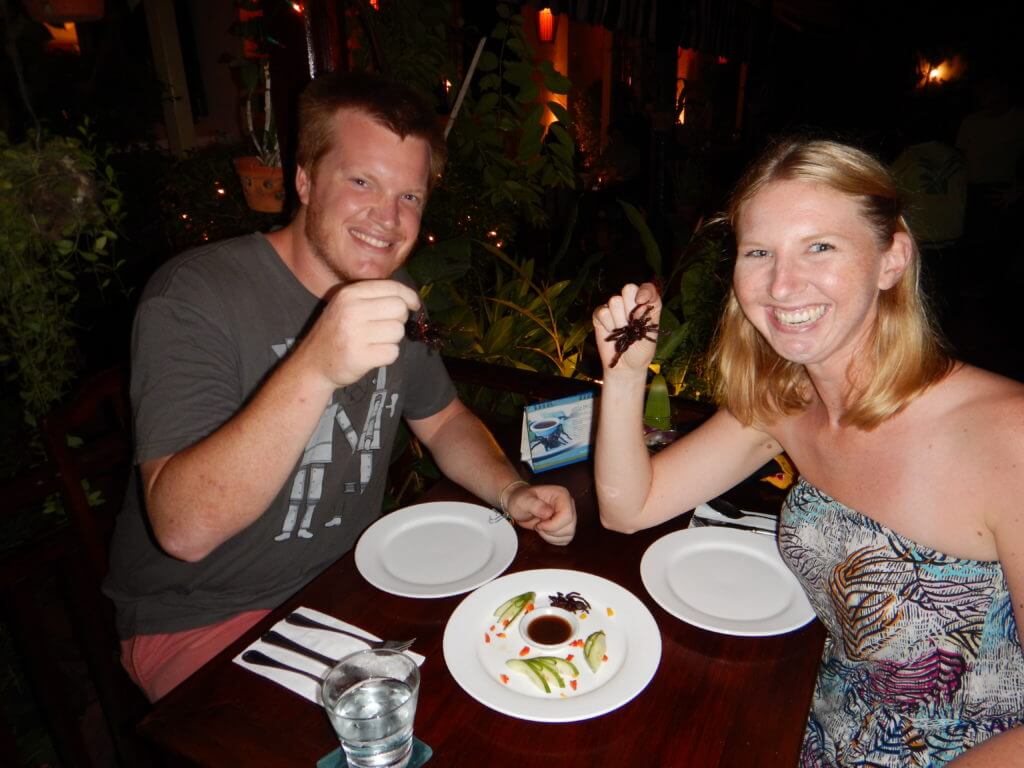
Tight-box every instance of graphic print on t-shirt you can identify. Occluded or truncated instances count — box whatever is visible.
[272,338,397,541]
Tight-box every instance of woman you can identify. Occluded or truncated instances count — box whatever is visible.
[593,138,1024,766]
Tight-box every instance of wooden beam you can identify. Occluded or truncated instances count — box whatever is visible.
[143,0,195,156]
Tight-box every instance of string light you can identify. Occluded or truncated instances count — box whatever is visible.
[290,2,303,13]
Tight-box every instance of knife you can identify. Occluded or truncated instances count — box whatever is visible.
[260,630,337,666]
[242,649,325,683]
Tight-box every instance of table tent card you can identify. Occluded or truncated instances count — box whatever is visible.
[519,391,595,472]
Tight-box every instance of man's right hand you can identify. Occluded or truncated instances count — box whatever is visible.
[301,279,422,388]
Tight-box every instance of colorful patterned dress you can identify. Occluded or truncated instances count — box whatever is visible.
[780,478,1024,767]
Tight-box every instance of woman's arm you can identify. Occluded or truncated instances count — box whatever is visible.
[592,284,781,533]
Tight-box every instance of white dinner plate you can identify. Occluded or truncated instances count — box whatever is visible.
[443,569,661,722]
[640,527,815,636]
[355,502,518,598]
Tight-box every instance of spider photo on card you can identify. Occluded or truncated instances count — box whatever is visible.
[530,421,574,452]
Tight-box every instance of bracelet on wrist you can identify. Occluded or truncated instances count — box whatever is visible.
[497,478,530,523]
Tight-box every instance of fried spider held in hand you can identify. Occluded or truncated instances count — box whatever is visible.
[405,312,446,352]
[604,303,661,367]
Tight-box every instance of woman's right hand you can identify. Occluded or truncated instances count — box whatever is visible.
[592,282,662,374]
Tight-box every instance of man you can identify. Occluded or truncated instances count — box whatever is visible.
[103,72,576,702]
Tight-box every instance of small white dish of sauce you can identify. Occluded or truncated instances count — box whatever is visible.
[519,606,579,650]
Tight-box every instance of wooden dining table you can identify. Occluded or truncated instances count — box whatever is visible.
[138,439,826,767]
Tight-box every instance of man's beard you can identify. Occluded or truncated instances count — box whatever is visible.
[304,196,351,284]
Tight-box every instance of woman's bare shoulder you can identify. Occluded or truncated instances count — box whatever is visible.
[931,364,1024,456]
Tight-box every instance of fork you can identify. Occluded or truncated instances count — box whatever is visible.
[284,612,415,652]
[689,515,776,537]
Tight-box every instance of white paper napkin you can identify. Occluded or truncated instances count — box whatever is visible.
[234,606,425,704]
[692,503,778,533]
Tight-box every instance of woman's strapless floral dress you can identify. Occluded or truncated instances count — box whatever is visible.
[779,478,1024,767]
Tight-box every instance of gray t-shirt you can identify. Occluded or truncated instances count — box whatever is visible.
[103,233,455,637]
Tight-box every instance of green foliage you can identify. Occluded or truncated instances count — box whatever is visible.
[356,0,454,97]
[616,201,729,400]
[407,238,594,379]
[0,125,125,427]
[359,0,576,228]
[450,3,576,225]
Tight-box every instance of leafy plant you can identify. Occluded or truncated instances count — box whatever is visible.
[224,0,283,167]
[410,239,593,377]
[618,201,729,400]
[0,124,124,428]
[451,2,576,225]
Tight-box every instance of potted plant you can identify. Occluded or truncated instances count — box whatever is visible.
[228,1,284,213]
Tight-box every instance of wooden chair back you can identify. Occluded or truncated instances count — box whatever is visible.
[41,363,132,584]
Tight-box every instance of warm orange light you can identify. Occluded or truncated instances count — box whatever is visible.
[537,8,556,43]
[369,0,379,8]
[44,22,79,54]
[917,55,965,88]
[289,2,302,12]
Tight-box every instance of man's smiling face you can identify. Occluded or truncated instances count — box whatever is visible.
[297,108,430,289]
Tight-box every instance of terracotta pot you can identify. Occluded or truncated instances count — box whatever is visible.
[23,0,104,22]
[233,156,285,213]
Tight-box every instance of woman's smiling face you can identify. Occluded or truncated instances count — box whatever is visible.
[732,179,909,376]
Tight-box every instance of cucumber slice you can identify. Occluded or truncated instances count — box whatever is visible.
[530,658,565,688]
[506,658,549,693]
[493,593,520,617]
[583,631,606,673]
[494,591,535,626]
[547,657,579,678]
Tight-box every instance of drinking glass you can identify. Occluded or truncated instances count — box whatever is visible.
[321,648,420,768]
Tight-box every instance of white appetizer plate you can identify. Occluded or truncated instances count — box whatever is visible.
[443,569,661,722]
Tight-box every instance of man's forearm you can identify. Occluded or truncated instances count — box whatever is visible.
[410,402,519,510]
[145,347,337,562]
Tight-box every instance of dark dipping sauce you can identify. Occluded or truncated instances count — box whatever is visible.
[526,615,573,645]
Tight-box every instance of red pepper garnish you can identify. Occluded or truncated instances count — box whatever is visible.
[565,654,574,661]
[602,654,608,661]
[525,603,535,613]
[484,632,491,644]
[569,680,578,691]
[500,674,510,684]
[496,632,506,639]
[519,646,530,657]
[489,624,495,631]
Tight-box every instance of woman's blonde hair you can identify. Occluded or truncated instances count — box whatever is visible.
[710,138,952,429]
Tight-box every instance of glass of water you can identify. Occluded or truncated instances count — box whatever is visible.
[321,648,420,768]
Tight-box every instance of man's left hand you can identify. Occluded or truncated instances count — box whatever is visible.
[507,484,576,546]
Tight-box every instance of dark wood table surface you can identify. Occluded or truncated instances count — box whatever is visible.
[139,454,825,768]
